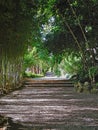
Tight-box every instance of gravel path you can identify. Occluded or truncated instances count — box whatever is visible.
[0,84,98,129]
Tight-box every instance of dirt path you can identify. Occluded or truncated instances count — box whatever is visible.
[0,85,98,129]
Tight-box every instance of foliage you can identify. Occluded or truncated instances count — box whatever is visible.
[60,52,82,75]
[23,45,50,74]
[0,0,98,93]
[24,47,38,69]
[23,71,43,78]
[40,0,98,87]
[89,66,98,77]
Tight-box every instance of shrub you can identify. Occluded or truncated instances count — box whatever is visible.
[23,72,44,78]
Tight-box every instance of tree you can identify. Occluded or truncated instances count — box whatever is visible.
[42,0,98,83]
[0,0,98,92]
[0,0,41,92]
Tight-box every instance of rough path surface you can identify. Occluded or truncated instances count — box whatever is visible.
[0,78,98,130]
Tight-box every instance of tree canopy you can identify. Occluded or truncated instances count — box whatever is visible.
[0,0,98,93]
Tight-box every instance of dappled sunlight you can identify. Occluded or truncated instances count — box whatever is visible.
[0,0,98,129]
[0,83,98,129]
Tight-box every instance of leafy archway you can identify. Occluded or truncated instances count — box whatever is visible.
[0,0,98,93]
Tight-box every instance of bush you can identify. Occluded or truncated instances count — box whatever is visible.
[91,88,98,94]
[96,82,98,88]
[23,72,44,78]
[74,82,84,93]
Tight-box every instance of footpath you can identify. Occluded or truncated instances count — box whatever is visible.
[0,78,98,130]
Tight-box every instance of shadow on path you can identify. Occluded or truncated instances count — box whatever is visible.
[0,78,98,130]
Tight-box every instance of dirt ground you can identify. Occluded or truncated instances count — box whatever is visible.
[0,85,98,130]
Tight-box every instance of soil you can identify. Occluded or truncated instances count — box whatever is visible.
[0,84,98,129]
